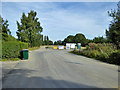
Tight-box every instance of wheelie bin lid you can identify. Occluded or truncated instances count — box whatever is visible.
[21,49,29,51]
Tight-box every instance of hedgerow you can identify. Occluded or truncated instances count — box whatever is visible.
[2,41,28,59]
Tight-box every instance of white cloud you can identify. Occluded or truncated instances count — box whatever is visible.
[36,3,113,40]
[2,2,117,41]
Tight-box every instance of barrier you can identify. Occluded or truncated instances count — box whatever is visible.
[58,46,64,49]
[53,46,57,49]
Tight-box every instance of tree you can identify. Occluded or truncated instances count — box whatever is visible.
[49,40,53,45]
[44,36,47,41]
[43,35,53,45]
[87,39,93,43]
[46,36,50,45]
[62,33,88,46]
[64,35,74,43]
[47,36,49,41]
[93,36,107,43]
[73,33,88,46]
[57,40,62,45]
[0,16,2,41]
[0,16,11,41]
[16,10,43,47]
[106,1,120,49]
[44,35,49,45]
[63,35,74,45]
[54,41,57,45]
[54,40,62,45]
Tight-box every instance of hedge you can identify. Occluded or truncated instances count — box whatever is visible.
[0,42,1,59]
[2,41,28,59]
[19,41,28,50]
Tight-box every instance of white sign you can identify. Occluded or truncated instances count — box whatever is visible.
[66,44,70,49]
[58,46,64,49]
[66,43,76,49]
[71,44,76,49]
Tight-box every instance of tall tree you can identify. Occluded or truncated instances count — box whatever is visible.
[44,36,47,41]
[106,1,120,49]
[0,16,11,41]
[47,36,49,41]
[0,16,1,59]
[16,10,43,47]
[43,35,53,45]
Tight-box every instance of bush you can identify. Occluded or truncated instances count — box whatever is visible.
[0,42,2,59]
[96,52,107,62]
[2,41,28,59]
[108,50,120,65]
[71,43,120,65]
[86,43,117,60]
[2,41,20,59]
[91,50,100,58]
[19,41,28,50]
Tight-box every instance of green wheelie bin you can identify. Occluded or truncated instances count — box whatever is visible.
[77,43,81,49]
[21,49,29,60]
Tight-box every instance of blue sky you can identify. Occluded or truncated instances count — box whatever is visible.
[2,2,117,41]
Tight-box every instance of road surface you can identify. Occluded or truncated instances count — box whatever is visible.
[2,47,118,88]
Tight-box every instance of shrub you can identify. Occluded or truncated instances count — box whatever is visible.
[108,50,120,65]
[91,50,100,58]
[19,41,28,50]
[71,43,119,65]
[2,41,28,59]
[96,52,107,62]
[0,42,2,59]
[2,41,20,59]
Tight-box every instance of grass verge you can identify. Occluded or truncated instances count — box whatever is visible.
[2,58,21,61]
[29,47,40,51]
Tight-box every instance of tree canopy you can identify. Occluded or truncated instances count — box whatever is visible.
[93,36,107,43]
[73,33,88,46]
[64,35,74,43]
[62,33,88,46]
[106,1,120,49]
[16,10,43,47]
[0,16,11,41]
[54,40,62,45]
[44,35,53,45]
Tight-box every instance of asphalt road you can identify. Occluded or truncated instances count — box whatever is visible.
[2,47,118,88]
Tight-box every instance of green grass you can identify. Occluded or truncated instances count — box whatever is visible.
[29,47,40,51]
[1,58,21,61]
